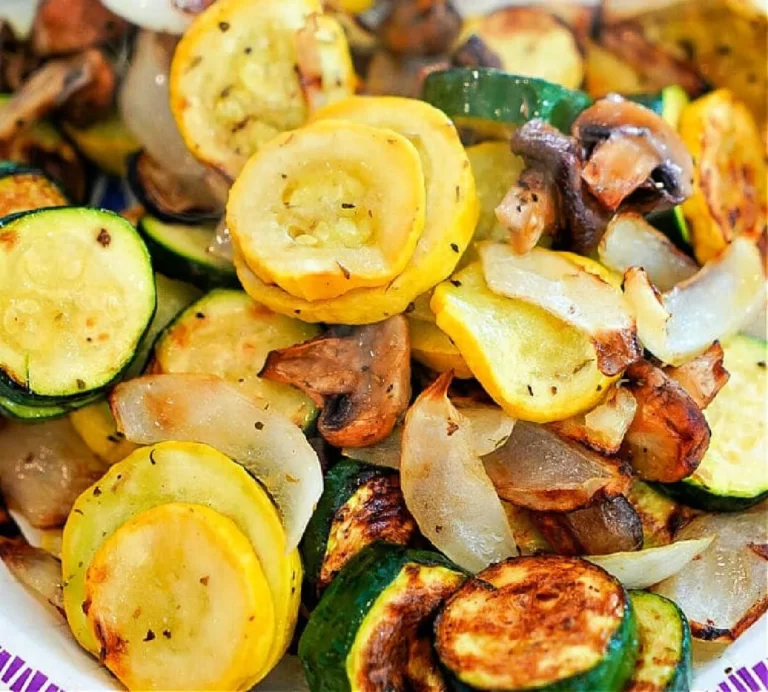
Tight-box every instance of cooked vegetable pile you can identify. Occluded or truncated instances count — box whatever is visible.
[0,1,765,691]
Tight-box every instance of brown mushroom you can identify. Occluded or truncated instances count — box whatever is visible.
[531,495,644,556]
[260,316,411,448]
[452,35,502,69]
[663,342,730,410]
[572,95,695,212]
[59,49,116,127]
[365,50,450,98]
[379,0,462,56]
[621,359,711,483]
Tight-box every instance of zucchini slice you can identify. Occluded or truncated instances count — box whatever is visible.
[301,459,417,592]
[679,89,767,264]
[228,120,426,301]
[663,335,768,511]
[299,543,466,691]
[0,390,103,422]
[0,208,155,403]
[235,95,477,324]
[69,401,139,464]
[627,591,691,692]
[170,0,354,179]
[84,502,275,691]
[422,68,592,138]
[62,441,301,681]
[138,215,239,290]
[62,111,141,177]
[0,163,68,218]
[435,556,638,691]
[626,480,695,549]
[152,289,320,428]
[431,263,614,423]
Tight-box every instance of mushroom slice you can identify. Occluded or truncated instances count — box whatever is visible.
[598,213,698,292]
[624,237,765,366]
[483,421,632,512]
[379,0,462,56]
[621,360,710,483]
[453,35,502,69]
[548,385,637,455]
[0,536,64,613]
[663,342,730,410]
[572,95,694,212]
[260,316,411,448]
[531,495,644,556]
[110,373,323,550]
[401,372,517,572]
[494,168,559,255]
[479,244,640,376]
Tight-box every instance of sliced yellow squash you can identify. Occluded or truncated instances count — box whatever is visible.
[680,89,767,264]
[234,96,478,324]
[558,252,623,289]
[69,400,139,464]
[170,0,354,179]
[408,293,471,378]
[62,442,300,682]
[84,502,274,691]
[431,263,615,423]
[62,111,140,177]
[228,120,426,301]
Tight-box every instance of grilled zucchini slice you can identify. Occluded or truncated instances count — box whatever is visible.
[627,591,692,692]
[301,459,417,592]
[626,480,695,548]
[84,502,275,691]
[228,120,426,301]
[170,0,354,179]
[152,289,320,428]
[62,442,301,681]
[138,215,238,290]
[431,263,615,423]
[235,96,477,324]
[62,111,140,177]
[435,556,638,691]
[679,89,767,264]
[663,335,768,511]
[0,162,68,218]
[299,543,466,692]
[0,208,155,404]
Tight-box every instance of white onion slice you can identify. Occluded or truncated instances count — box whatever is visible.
[480,243,640,375]
[101,0,204,34]
[653,508,767,642]
[624,237,765,366]
[0,0,40,38]
[0,538,63,613]
[110,374,323,550]
[598,213,698,291]
[587,537,713,589]
[401,373,517,572]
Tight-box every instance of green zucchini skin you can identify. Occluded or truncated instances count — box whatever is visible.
[301,458,416,591]
[299,543,466,692]
[422,68,592,134]
[0,391,103,422]
[436,556,639,692]
[627,591,691,692]
[137,215,239,291]
[655,481,768,513]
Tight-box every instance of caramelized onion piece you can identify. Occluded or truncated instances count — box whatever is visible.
[0,537,64,613]
[621,360,710,482]
[483,421,632,512]
[624,237,765,366]
[480,244,640,376]
[453,35,502,69]
[379,0,462,56]
[573,96,694,212]
[548,385,637,455]
[401,372,517,572]
[261,316,411,448]
[664,342,730,410]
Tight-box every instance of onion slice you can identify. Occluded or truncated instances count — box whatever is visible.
[483,421,632,512]
[653,508,767,642]
[663,341,729,409]
[587,536,713,589]
[0,537,64,613]
[624,237,765,366]
[100,0,209,34]
[480,244,640,376]
[598,213,698,291]
[110,374,323,550]
[400,372,517,572]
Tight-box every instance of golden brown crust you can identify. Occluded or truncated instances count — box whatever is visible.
[664,342,730,409]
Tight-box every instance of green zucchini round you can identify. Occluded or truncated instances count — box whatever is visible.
[0,161,69,220]
[435,555,638,692]
[299,542,466,692]
[422,68,592,137]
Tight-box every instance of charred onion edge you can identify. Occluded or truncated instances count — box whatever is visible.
[663,342,730,410]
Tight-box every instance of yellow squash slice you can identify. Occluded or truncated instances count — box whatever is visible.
[408,293,471,378]
[235,96,478,324]
[170,0,354,179]
[62,442,300,683]
[84,503,274,691]
[69,400,139,464]
[228,121,426,301]
[680,89,767,264]
[431,263,615,423]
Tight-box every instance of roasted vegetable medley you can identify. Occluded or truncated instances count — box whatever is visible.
[0,0,765,690]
